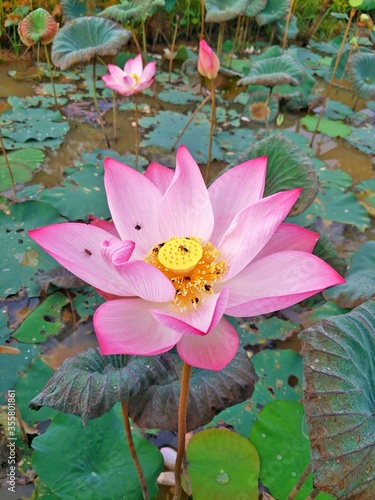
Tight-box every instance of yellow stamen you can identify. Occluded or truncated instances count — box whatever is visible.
[130,73,140,84]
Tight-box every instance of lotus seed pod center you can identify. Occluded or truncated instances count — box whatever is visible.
[158,237,203,273]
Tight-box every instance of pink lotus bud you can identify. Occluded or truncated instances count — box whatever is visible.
[198,40,220,80]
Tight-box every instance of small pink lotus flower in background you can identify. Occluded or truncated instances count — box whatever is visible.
[29,146,345,371]
[198,39,220,80]
[102,54,156,96]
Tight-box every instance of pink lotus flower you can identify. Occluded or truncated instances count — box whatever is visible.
[198,40,220,80]
[29,146,344,370]
[102,54,156,96]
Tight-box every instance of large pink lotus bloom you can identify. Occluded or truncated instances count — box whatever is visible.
[198,39,220,80]
[29,146,344,370]
[102,54,156,96]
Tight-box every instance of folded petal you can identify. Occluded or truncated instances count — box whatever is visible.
[28,223,135,296]
[144,161,174,195]
[159,145,214,241]
[219,188,301,280]
[104,157,163,255]
[150,288,229,336]
[225,250,346,316]
[208,156,267,244]
[124,53,143,76]
[253,223,319,261]
[176,317,239,370]
[94,298,182,355]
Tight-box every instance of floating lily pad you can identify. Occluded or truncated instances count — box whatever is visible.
[32,407,163,499]
[72,288,104,321]
[345,124,375,155]
[300,300,375,498]
[13,292,69,343]
[355,178,375,217]
[187,429,259,499]
[234,316,299,346]
[300,300,351,329]
[158,86,201,104]
[0,148,45,191]
[300,115,352,138]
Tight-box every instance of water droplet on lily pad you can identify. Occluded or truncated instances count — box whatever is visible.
[216,469,229,484]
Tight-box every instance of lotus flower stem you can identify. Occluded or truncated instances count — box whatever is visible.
[217,23,224,55]
[92,56,111,148]
[205,79,216,183]
[173,362,192,500]
[310,8,355,147]
[200,0,205,39]
[282,0,295,53]
[141,20,147,57]
[130,28,143,55]
[168,15,179,83]
[170,93,212,151]
[121,402,149,500]
[286,462,311,499]
[0,134,16,202]
[43,43,58,108]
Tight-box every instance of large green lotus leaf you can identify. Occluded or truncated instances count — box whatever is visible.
[301,115,352,138]
[234,134,318,216]
[300,300,375,498]
[51,17,131,70]
[276,14,299,41]
[208,349,303,437]
[348,52,375,99]
[29,347,256,431]
[18,8,59,46]
[238,55,305,87]
[345,123,375,155]
[324,241,375,308]
[61,0,100,20]
[0,107,70,150]
[32,408,163,499]
[40,164,110,220]
[286,47,322,75]
[256,0,292,26]
[312,159,353,191]
[245,0,267,17]
[205,0,248,22]
[13,292,69,343]
[8,95,66,109]
[100,0,165,22]
[300,300,351,329]
[0,201,65,297]
[243,92,279,124]
[353,0,375,11]
[14,355,57,424]
[217,128,257,155]
[140,111,225,162]
[187,429,260,499]
[355,178,375,217]
[312,232,347,277]
[318,99,354,120]
[309,37,351,56]
[250,401,334,500]
[0,148,45,191]
[291,187,370,232]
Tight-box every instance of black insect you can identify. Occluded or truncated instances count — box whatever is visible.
[135,224,141,231]
[178,245,189,253]
[84,248,92,256]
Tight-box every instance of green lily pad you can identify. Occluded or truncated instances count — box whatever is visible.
[32,407,163,499]
[0,201,65,297]
[234,316,300,346]
[324,241,375,308]
[312,159,353,191]
[0,148,45,191]
[13,292,69,343]
[187,429,259,499]
[72,288,104,321]
[14,355,57,424]
[300,300,351,329]
[345,124,375,154]
[238,55,306,87]
[256,0,291,26]
[250,400,334,500]
[158,86,201,104]
[301,115,352,138]
[140,111,225,162]
[300,300,375,498]
[355,178,375,217]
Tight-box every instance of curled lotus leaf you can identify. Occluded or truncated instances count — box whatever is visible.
[205,0,249,22]
[243,92,279,124]
[18,8,59,46]
[100,0,165,23]
[51,17,131,70]
[348,52,375,99]
[256,0,292,26]
[300,300,375,498]
[237,55,305,87]
[61,0,101,21]
[245,0,267,17]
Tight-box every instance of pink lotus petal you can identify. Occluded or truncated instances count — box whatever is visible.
[87,216,120,237]
[176,318,239,370]
[198,40,220,80]
[139,61,156,85]
[144,161,174,195]
[225,250,346,316]
[101,238,135,266]
[94,298,182,355]
[104,157,162,255]
[28,223,135,296]
[253,223,319,261]
[124,53,143,76]
[159,145,214,241]
[150,288,229,336]
[106,64,125,80]
[208,156,267,244]
[219,188,301,280]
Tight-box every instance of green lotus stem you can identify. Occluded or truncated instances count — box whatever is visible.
[286,461,311,499]
[121,402,149,500]
[43,43,58,108]
[217,22,224,55]
[310,8,355,147]
[134,93,139,171]
[92,56,111,148]
[130,27,143,56]
[168,15,179,83]
[282,0,295,53]
[205,79,216,184]
[200,0,205,39]
[170,93,212,151]
[173,362,192,500]
[0,134,16,202]
[141,20,147,57]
